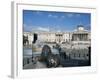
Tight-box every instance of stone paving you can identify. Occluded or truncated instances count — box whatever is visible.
[23,61,47,69]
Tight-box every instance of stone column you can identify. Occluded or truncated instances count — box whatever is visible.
[84,34,86,41]
[81,34,82,41]
[79,34,81,41]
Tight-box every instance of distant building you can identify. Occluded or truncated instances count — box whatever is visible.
[23,32,33,45]
[23,25,91,47]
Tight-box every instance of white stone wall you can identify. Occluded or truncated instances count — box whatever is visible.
[63,33,70,42]
[28,34,33,45]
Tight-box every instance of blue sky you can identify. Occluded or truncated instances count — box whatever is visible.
[23,10,91,32]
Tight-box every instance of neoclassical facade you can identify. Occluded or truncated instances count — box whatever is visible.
[23,25,91,47]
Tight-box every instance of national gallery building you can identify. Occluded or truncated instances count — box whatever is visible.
[23,25,91,47]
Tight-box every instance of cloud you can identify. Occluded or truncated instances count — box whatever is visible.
[48,14,58,18]
[61,15,65,19]
[37,27,50,32]
[23,24,33,32]
[58,15,66,21]
[66,13,81,18]
[66,13,74,18]
[23,24,50,32]
[33,11,43,15]
[76,14,81,17]
[48,14,52,17]
[48,13,80,20]
[57,30,61,32]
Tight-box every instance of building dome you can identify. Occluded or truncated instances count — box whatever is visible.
[77,25,84,31]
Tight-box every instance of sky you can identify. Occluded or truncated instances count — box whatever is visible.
[23,10,91,32]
